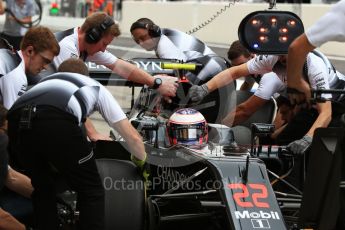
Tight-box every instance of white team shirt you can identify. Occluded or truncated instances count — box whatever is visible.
[254,72,285,100]
[156,33,215,61]
[11,73,126,125]
[53,27,118,69]
[247,53,345,100]
[155,29,227,84]
[0,50,27,109]
[156,35,188,61]
[306,0,345,47]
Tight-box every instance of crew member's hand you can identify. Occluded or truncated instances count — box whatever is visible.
[287,79,311,106]
[88,132,113,142]
[156,75,178,97]
[287,135,312,155]
[188,84,209,102]
[131,154,150,183]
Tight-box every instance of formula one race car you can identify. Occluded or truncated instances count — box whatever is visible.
[56,10,344,230]
[88,105,301,230]
[54,55,342,230]
[85,84,343,230]
[73,58,304,230]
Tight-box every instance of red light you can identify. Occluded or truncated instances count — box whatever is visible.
[251,19,261,26]
[279,28,288,33]
[259,36,268,43]
[259,27,268,33]
[271,18,277,27]
[279,36,288,42]
[287,20,296,27]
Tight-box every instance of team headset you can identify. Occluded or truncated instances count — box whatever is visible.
[130,21,161,38]
[85,16,115,44]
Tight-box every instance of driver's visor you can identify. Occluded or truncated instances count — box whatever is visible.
[168,122,206,143]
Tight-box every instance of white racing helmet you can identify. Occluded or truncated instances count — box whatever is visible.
[166,108,208,148]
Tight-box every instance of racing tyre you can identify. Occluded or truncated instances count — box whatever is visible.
[96,159,145,230]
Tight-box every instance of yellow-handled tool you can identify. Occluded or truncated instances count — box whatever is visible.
[160,62,196,71]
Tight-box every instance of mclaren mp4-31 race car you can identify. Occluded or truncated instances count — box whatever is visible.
[84,54,344,230]
[76,57,303,230]
[56,10,344,230]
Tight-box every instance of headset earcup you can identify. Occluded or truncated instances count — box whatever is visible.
[86,16,114,44]
[148,24,161,38]
[86,28,101,44]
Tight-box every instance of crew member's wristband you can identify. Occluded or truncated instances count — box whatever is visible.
[131,154,147,169]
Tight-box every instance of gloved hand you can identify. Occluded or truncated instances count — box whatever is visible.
[130,154,150,183]
[287,135,312,155]
[188,84,209,102]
